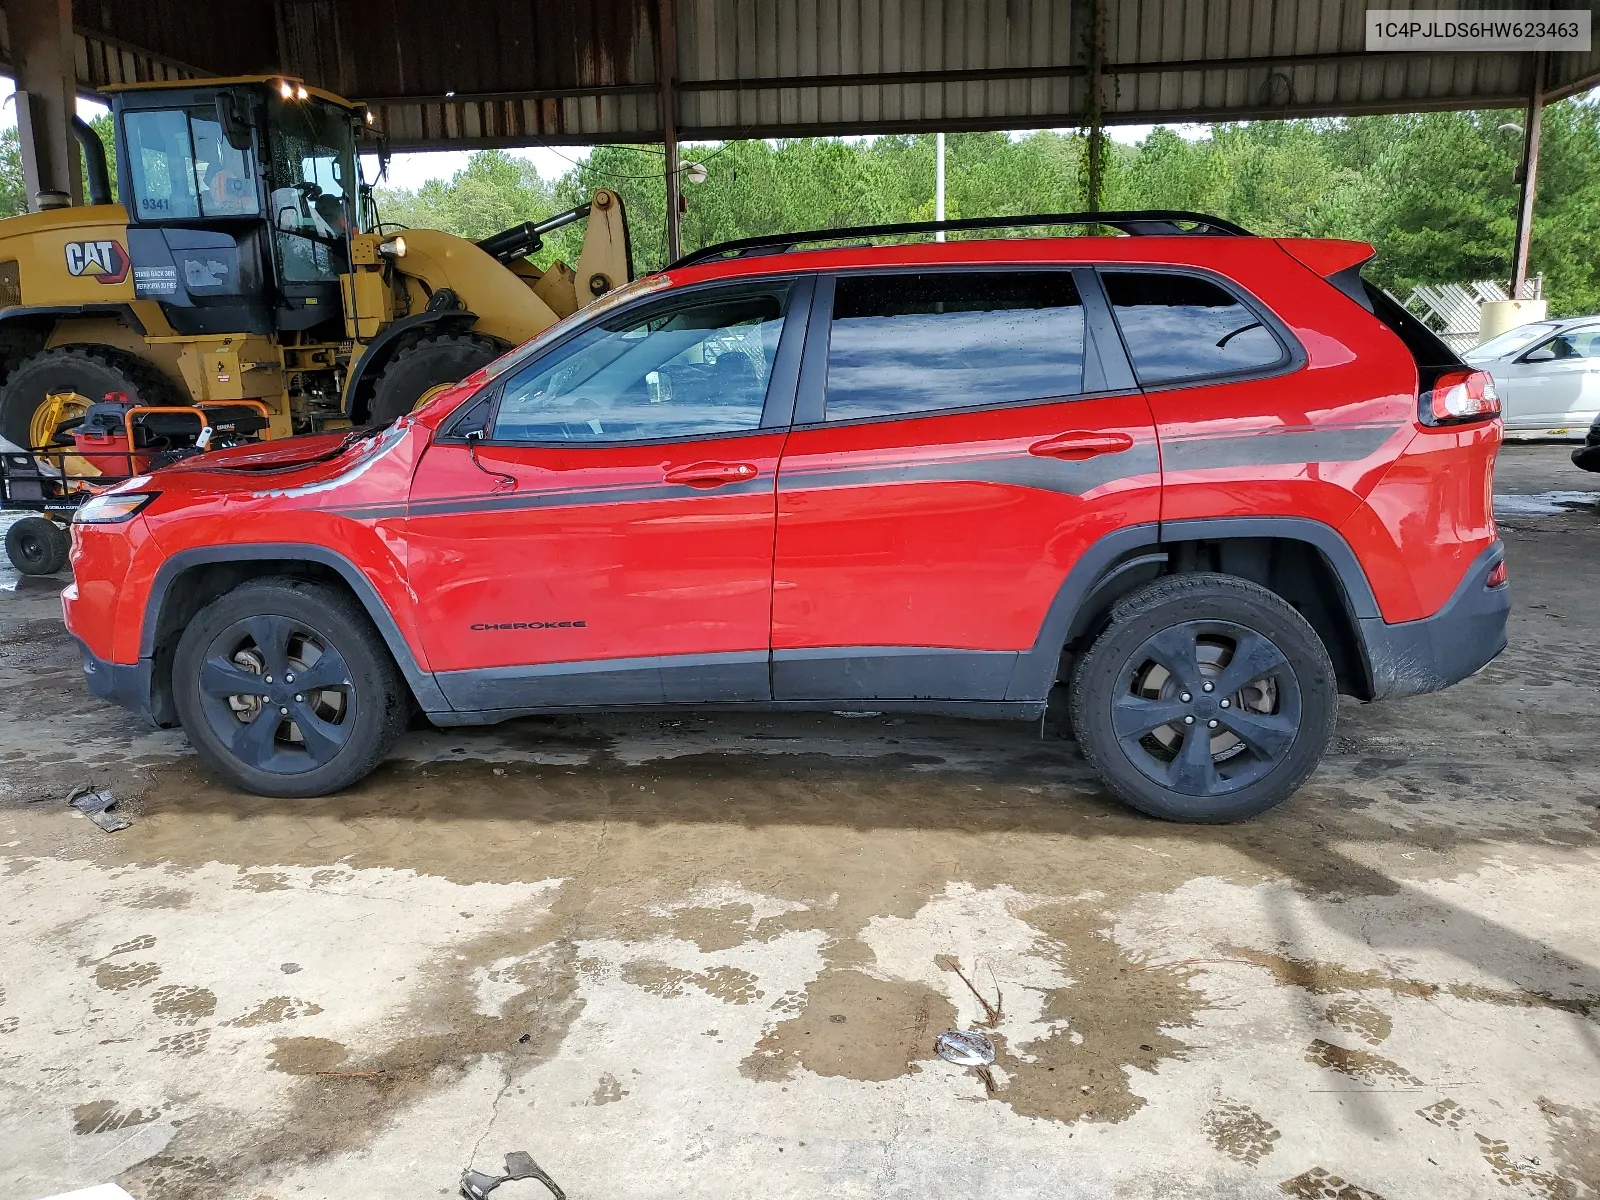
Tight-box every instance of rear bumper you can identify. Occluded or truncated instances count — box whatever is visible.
[73,636,161,726]
[1572,443,1600,472]
[1362,542,1509,700]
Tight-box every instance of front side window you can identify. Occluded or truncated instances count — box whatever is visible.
[492,285,791,443]
[1530,328,1600,361]
[266,97,357,283]
[1103,271,1286,385]
[123,108,259,222]
[824,272,1085,422]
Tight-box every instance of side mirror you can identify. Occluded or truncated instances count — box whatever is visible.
[1522,347,1557,363]
[214,94,254,152]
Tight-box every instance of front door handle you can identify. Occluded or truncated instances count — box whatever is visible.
[664,460,760,488]
[1028,430,1136,460]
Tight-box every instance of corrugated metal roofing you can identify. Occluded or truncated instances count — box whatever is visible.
[54,0,1600,149]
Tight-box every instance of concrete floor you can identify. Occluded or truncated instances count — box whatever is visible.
[1,444,1597,1200]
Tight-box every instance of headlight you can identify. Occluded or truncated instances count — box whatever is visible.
[378,235,407,258]
[73,492,158,524]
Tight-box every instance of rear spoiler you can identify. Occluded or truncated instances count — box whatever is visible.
[1277,239,1377,311]
[1280,238,1461,373]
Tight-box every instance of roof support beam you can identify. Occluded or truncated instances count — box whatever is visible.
[10,0,82,208]
[657,0,682,265]
[1510,52,1547,302]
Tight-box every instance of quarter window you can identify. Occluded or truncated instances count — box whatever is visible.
[1103,271,1285,385]
[824,272,1085,422]
[492,285,791,443]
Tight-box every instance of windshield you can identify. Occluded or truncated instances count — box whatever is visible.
[1469,321,1561,359]
[266,95,358,283]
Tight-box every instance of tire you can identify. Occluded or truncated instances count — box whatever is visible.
[0,345,181,450]
[367,332,504,426]
[5,516,69,575]
[1069,573,1337,823]
[171,578,408,797]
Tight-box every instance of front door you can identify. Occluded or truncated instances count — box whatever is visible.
[771,268,1160,704]
[406,278,808,713]
[1499,326,1600,429]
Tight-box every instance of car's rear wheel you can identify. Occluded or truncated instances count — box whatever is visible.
[1069,573,1336,823]
[172,578,407,797]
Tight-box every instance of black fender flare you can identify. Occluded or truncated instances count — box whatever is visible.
[1004,517,1383,704]
[344,309,480,420]
[141,543,450,716]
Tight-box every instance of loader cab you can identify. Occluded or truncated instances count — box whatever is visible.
[110,78,363,337]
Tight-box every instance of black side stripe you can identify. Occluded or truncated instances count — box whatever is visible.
[320,423,1397,520]
[778,444,1160,497]
[1162,423,1397,471]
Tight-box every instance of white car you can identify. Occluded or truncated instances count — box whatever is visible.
[1465,316,1600,438]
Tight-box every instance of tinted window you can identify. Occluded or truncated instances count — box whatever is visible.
[492,286,790,443]
[123,108,259,222]
[1104,272,1285,384]
[824,273,1085,422]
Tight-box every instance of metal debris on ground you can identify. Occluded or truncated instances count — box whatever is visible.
[67,785,130,832]
[460,1151,565,1200]
[936,1030,996,1067]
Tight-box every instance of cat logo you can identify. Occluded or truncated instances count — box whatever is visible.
[63,239,129,284]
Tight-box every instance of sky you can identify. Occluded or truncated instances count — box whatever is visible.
[0,74,1193,193]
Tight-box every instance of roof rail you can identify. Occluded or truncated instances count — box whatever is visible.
[668,210,1255,270]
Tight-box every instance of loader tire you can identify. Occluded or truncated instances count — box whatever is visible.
[0,346,182,451]
[367,332,505,427]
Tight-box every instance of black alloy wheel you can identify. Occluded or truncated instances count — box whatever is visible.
[1111,619,1301,797]
[194,613,358,774]
[173,579,407,797]
[1070,573,1336,823]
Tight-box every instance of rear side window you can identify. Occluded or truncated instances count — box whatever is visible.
[1103,271,1285,385]
[824,272,1085,422]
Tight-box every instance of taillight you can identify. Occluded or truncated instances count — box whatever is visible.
[1420,369,1500,426]
[1487,560,1508,588]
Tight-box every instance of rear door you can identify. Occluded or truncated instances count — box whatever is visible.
[406,277,809,712]
[770,268,1160,705]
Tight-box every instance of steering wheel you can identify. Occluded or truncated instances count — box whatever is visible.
[554,395,607,439]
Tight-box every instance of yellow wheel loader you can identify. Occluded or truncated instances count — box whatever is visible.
[0,75,632,458]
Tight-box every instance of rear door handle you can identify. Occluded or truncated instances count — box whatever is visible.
[664,460,760,488]
[1028,430,1136,460]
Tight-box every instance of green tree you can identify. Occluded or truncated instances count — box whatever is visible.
[367,94,1600,313]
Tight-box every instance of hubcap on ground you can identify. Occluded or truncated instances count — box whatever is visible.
[196,615,356,774]
[1111,620,1301,797]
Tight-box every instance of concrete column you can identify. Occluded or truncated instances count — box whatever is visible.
[9,0,83,208]
[657,0,682,264]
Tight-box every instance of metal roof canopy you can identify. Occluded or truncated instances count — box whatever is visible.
[44,0,1600,151]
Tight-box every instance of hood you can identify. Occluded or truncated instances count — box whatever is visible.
[167,430,378,474]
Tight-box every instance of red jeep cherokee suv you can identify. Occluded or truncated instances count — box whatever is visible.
[61,212,1508,822]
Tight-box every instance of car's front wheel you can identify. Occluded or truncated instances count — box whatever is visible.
[1069,573,1337,823]
[172,578,407,797]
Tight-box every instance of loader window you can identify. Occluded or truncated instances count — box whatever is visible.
[123,108,259,222]
[266,96,357,283]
